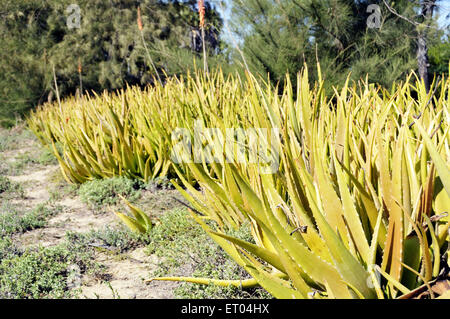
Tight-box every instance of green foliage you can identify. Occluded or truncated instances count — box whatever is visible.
[0,127,35,152]
[0,1,55,123]
[0,237,19,261]
[0,199,103,299]
[0,199,95,299]
[228,0,442,90]
[0,176,24,199]
[429,40,450,76]
[147,209,270,299]
[27,71,258,184]
[0,203,60,237]
[78,177,141,208]
[0,0,226,121]
[66,226,150,253]
[0,240,99,299]
[0,246,71,299]
[168,68,449,299]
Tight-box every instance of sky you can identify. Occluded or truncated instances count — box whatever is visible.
[437,0,450,29]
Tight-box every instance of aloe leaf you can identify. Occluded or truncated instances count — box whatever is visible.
[115,212,146,233]
[415,122,450,197]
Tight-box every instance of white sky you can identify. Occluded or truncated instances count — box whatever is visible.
[437,0,450,28]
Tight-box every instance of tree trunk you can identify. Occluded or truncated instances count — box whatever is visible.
[47,91,54,104]
[416,0,436,92]
[417,33,429,92]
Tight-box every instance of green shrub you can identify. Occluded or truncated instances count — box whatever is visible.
[0,247,73,298]
[0,242,99,299]
[0,237,20,261]
[0,118,17,129]
[78,177,141,208]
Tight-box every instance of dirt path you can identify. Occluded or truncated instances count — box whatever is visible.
[1,128,180,299]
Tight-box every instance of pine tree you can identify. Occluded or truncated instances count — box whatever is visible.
[0,0,226,124]
[228,0,445,91]
[0,1,54,125]
[46,0,225,94]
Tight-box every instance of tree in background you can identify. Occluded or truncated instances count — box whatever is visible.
[382,0,448,91]
[228,0,447,91]
[0,1,54,125]
[429,38,450,76]
[0,0,226,126]
[48,0,226,94]
[0,0,448,126]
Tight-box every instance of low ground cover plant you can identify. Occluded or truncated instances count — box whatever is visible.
[78,177,142,208]
[0,202,103,299]
[0,176,24,199]
[0,203,60,237]
[0,242,97,299]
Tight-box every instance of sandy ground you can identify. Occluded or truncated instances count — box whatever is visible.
[1,128,180,299]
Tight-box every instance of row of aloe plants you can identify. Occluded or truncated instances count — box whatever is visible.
[28,71,255,184]
[28,66,449,298]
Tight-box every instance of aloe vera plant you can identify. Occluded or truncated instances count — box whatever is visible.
[164,68,449,299]
[28,66,449,299]
[28,71,256,184]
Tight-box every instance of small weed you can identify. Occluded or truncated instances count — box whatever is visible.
[134,188,184,218]
[78,177,141,208]
[47,169,79,202]
[0,176,24,199]
[66,226,150,253]
[10,152,36,173]
[0,152,36,175]
[0,203,61,237]
[0,127,35,152]
[48,183,79,202]
[105,281,121,299]
[37,147,58,166]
